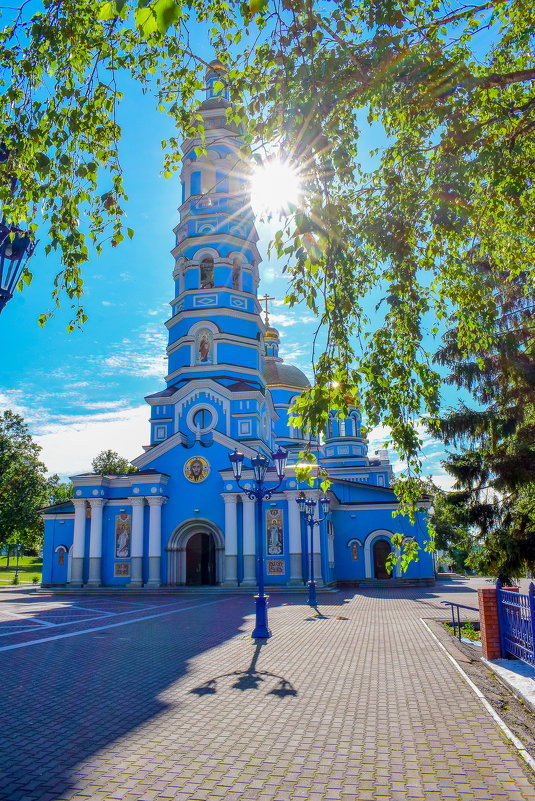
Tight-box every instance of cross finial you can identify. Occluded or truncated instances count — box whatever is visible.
[260,293,275,326]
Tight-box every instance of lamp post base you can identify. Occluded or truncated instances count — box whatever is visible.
[252,594,272,638]
[307,581,318,607]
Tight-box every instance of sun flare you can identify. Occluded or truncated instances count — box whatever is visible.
[250,157,301,218]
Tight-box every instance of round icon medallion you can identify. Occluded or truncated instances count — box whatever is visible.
[184,455,210,483]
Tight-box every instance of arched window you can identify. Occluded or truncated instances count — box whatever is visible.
[200,256,214,288]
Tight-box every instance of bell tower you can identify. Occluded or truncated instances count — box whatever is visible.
[165,60,265,392]
[143,61,272,451]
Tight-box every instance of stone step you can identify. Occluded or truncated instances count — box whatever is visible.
[38,583,339,596]
[336,577,435,589]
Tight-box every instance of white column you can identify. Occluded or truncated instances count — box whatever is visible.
[285,491,303,585]
[146,496,166,588]
[129,496,145,587]
[242,495,256,586]
[70,499,87,586]
[222,494,238,585]
[87,498,106,587]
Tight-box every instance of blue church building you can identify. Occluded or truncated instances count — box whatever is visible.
[41,63,434,589]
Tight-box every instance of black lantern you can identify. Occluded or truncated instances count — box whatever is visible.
[319,495,330,516]
[251,452,269,483]
[296,492,306,513]
[271,446,288,480]
[0,223,35,315]
[229,448,245,480]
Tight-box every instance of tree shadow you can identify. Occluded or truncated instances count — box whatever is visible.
[190,641,298,698]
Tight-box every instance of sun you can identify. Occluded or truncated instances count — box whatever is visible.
[250,157,301,219]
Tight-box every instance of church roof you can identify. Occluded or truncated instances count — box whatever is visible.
[264,360,310,390]
[227,380,259,392]
[199,97,231,111]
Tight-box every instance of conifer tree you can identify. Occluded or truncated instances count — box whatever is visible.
[434,264,535,582]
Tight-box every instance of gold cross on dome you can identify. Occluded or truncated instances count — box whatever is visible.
[260,293,275,326]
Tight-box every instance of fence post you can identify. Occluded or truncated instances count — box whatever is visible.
[496,579,507,658]
[478,581,503,660]
[529,583,535,664]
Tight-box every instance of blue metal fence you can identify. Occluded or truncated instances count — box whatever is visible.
[496,579,535,665]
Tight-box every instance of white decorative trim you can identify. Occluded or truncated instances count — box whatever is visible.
[238,420,251,436]
[363,529,398,579]
[193,294,218,307]
[177,387,230,437]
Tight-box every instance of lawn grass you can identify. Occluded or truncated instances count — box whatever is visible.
[0,555,42,584]
[443,619,481,641]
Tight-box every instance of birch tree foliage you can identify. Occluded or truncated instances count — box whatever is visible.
[1,0,534,525]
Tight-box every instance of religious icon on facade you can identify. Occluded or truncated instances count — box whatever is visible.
[266,508,284,556]
[351,542,359,561]
[115,513,131,558]
[184,455,210,483]
[195,328,214,365]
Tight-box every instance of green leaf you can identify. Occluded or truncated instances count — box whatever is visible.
[97,1,115,20]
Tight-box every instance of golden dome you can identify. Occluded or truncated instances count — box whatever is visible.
[264,326,280,341]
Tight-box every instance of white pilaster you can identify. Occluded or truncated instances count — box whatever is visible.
[222,493,238,585]
[87,498,106,587]
[146,496,166,587]
[241,495,256,586]
[285,491,303,585]
[70,499,87,586]
[129,496,145,587]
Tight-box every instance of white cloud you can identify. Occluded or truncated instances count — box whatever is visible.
[34,405,148,477]
[270,312,314,328]
[100,352,166,378]
[93,323,168,378]
[102,300,114,307]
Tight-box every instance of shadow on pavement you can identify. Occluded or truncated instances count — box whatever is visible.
[190,641,298,698]
[1,591,340,800]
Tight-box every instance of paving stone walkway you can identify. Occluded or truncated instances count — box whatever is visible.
[1,580,534,801]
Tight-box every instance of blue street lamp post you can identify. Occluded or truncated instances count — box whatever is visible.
[229,446,288,638]
[296,492,330,606]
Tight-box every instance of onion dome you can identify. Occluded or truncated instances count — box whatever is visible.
[264,325,279,342]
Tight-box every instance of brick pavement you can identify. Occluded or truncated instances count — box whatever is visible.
[0,580,534,801]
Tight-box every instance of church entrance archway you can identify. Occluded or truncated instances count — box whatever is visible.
[186,532,216,585]
[373,539,392,579]
[167,519,224,585]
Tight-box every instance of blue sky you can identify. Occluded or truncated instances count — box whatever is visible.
[0,62,457,487]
